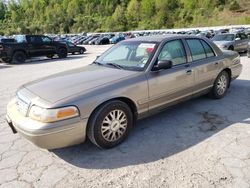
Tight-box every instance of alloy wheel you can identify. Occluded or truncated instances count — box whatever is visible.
[101,110,127,142]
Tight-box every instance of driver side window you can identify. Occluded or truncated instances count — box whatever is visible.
[158,40,187,66]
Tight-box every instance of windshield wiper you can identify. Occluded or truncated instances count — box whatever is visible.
[92,61,103,66]
[106,63,124,69]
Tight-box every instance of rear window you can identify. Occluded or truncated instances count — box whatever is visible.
[186,39,206,61]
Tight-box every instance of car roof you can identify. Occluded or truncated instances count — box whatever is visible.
[125,34,207,43]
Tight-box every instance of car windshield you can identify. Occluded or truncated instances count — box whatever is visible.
[95,41,157,71]
[212,34,235,41]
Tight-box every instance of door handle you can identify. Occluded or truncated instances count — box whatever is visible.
[214,62,219,65]
[186,69,193,75]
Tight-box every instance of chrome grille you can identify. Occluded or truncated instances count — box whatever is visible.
[16,93,30,116]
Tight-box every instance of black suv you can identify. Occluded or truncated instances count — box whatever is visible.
[0,35,68,64]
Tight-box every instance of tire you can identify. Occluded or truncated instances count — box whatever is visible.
[46,54,54,58]
[79,49,84,54]
[58,48,67,58]
[87,100,133,149]
[228,46,234,51]
[209,71,230,99]
[1,58,11,63]
[12,51,26,64]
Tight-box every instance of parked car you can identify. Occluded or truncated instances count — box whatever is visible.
[247,42,250,58]
[110,35,125,44]
[95,35,114,45]
[63,41,86,55]
[83,35,99,44]
[88,37,100,45]
[196,31,212,38]
[0,35,68,64]
[95,36,110,45]
[6,35,242,149]
[212,33,249,52]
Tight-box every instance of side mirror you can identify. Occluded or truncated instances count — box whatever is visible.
[152,60,173,71]
[235,37,241,41]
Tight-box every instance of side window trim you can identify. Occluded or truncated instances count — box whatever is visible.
[200,39,216,58]
[185,38,209,62]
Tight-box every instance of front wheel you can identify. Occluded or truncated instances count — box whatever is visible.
[79,49,84,54]
[58,48,67,58]
[87,100,133,149]
[209,71,230,99]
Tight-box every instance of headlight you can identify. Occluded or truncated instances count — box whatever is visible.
[29,105,79,123]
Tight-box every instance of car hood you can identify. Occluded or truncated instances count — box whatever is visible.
[23,65,137,103]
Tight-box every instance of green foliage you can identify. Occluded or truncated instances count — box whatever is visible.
[229,0,240,11]
[0,0,248,35]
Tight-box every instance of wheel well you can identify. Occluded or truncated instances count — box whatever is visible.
[13,50,27,57]
[223,68,232,86]
[228,45,234,50]
[114,97,137,117]
[88,97,138,122]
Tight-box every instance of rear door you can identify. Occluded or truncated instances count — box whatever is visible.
[26,35,45,56]
[234,33,244,51]
[185,38,221,93]
[41,36,56,54]
[147,39,195,111]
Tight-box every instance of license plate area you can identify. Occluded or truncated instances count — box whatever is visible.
[16,93,30,116]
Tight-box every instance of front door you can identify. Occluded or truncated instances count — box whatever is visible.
[147,39,195,111]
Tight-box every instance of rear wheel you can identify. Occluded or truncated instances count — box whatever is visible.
[58,48,67,58]
[12,51,26,64]
[87,100,133,149]
[209,71,230,99]
[1,58,11,63]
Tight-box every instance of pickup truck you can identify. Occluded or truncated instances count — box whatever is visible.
[0,35,68,64]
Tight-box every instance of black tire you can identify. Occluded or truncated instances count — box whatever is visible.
[209,71,230,99]
[46,54,54,58]
[58,48,67,58]
[12,51,26,64]
[79,49,84,54]
[87,100,133,149]
[1,58,11,63]
[228,46,234,51]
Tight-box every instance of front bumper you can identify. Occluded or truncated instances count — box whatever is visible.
[6,100,87,149]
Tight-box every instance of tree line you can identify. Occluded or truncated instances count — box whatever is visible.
[0,0,248,35]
